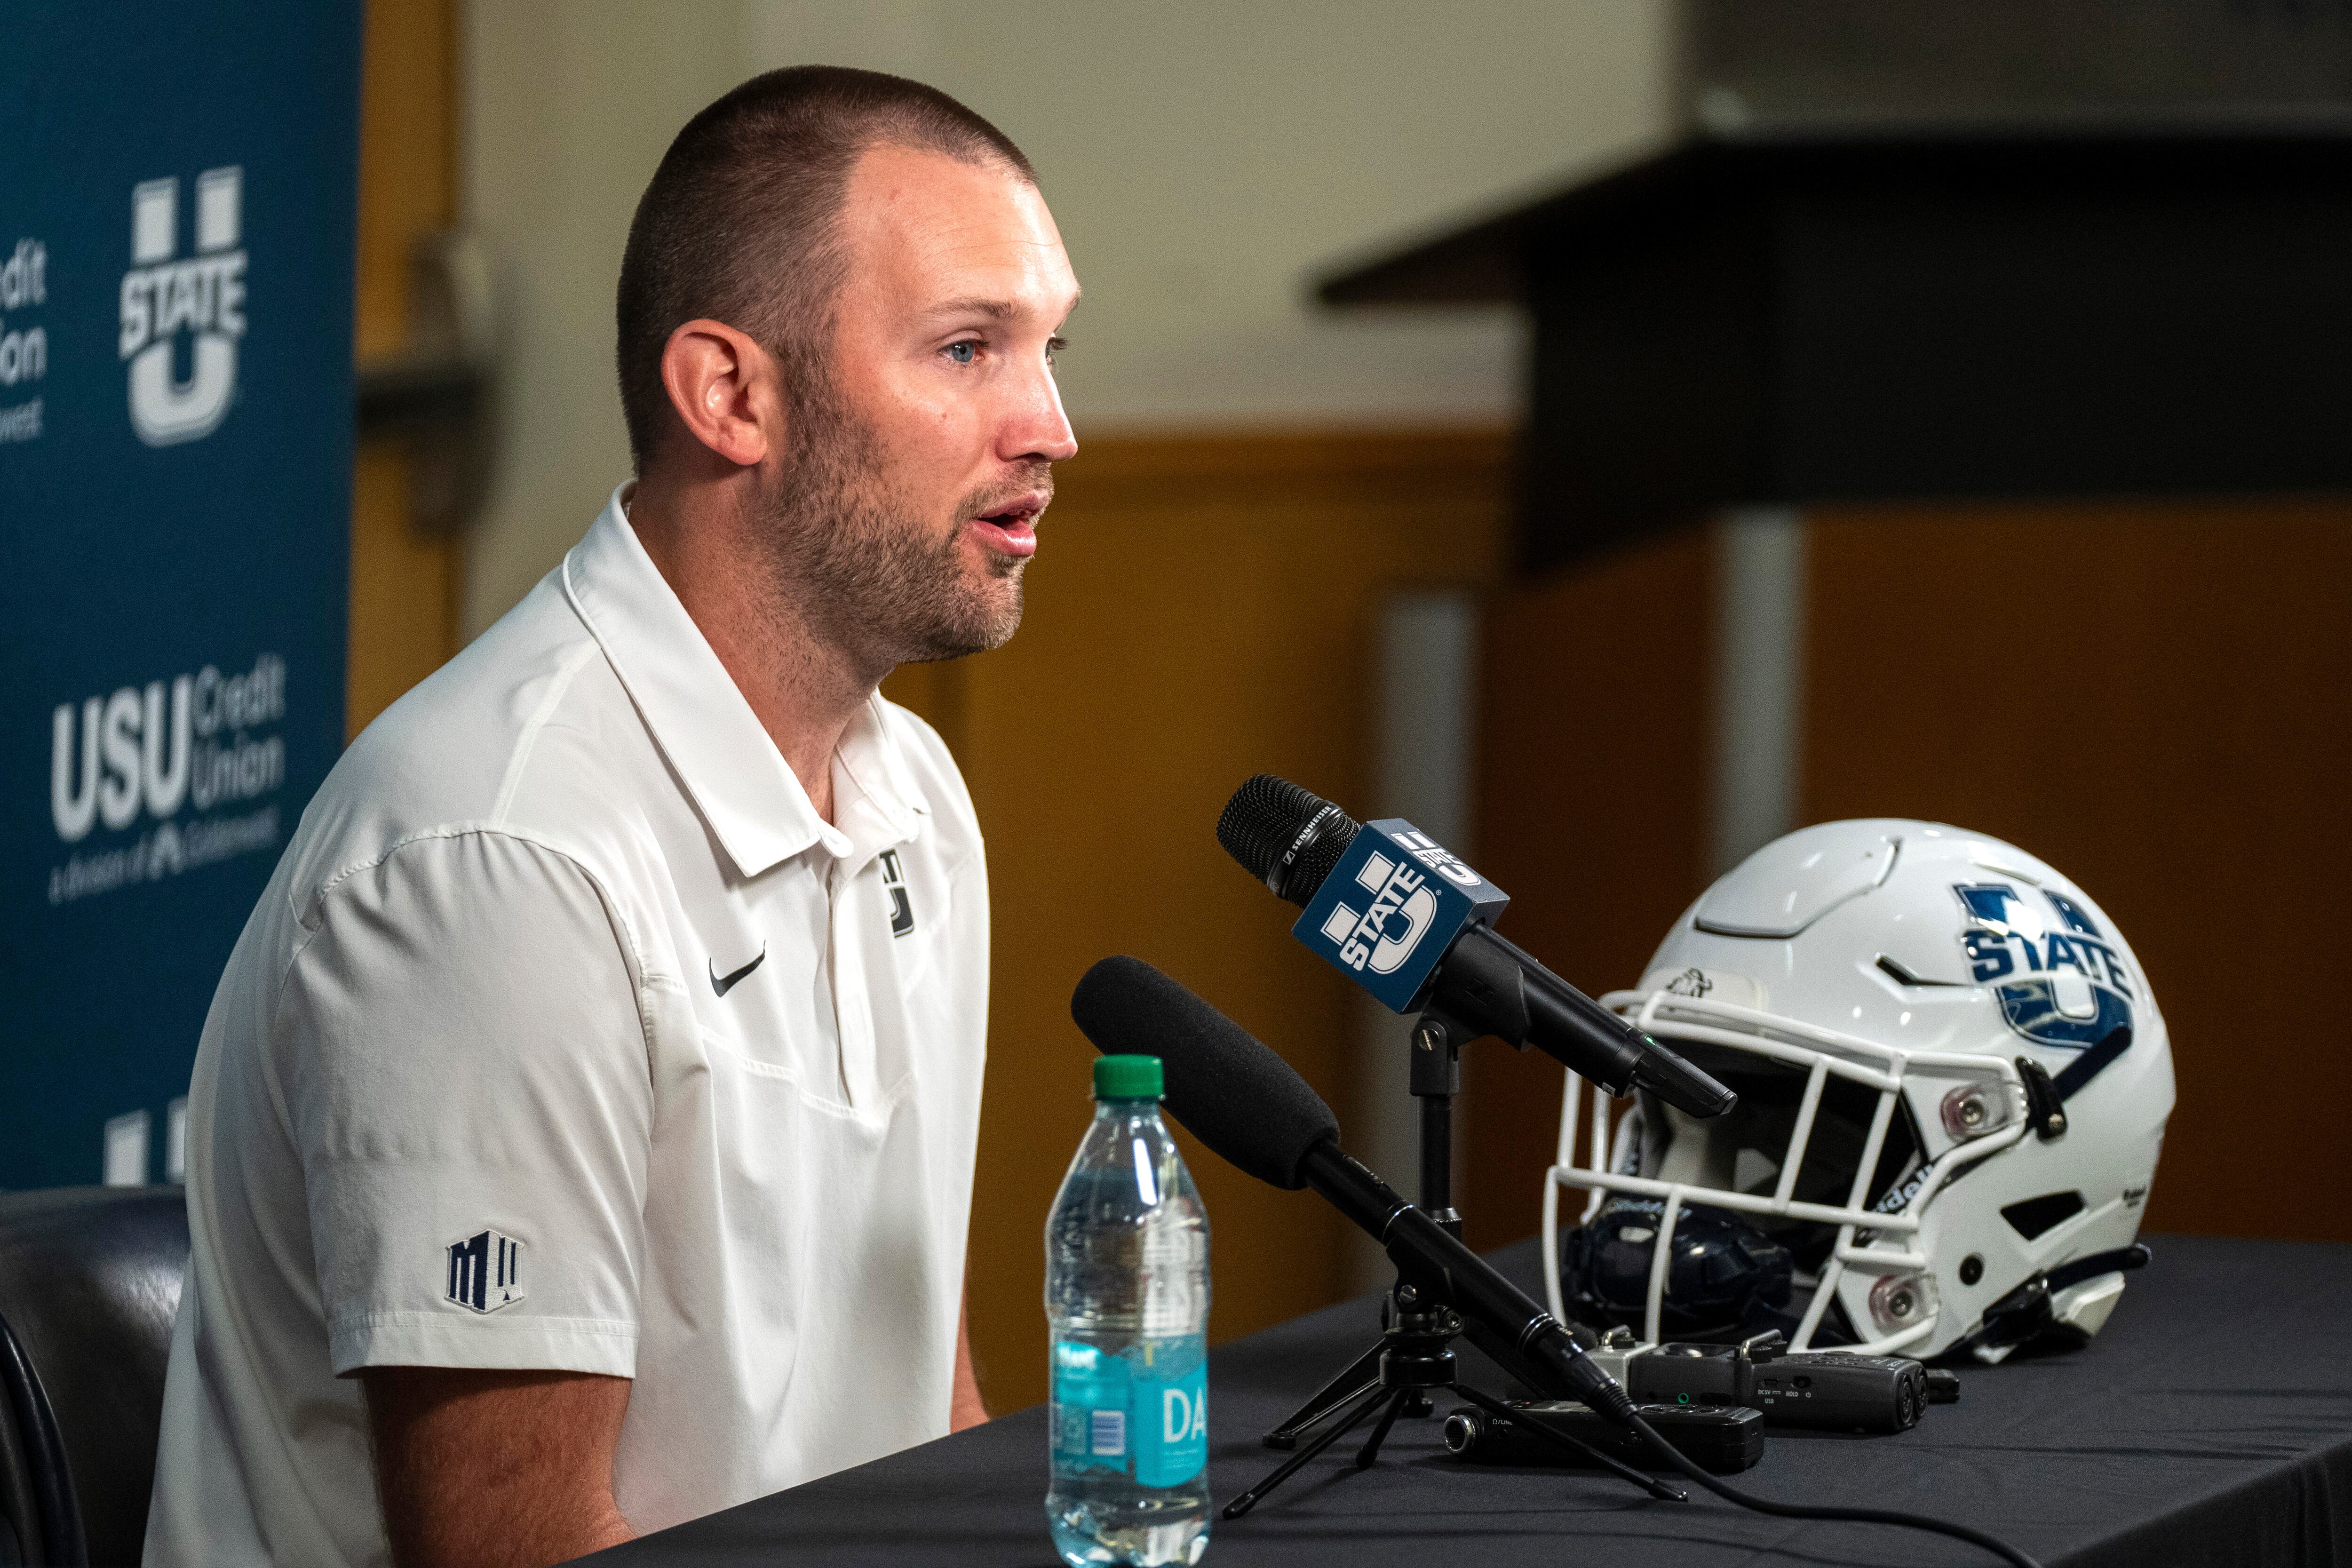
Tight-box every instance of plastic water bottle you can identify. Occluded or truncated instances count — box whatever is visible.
[1046,1054,1212,1567]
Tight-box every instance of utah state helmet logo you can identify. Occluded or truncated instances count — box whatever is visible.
[1952,883,2134,1084]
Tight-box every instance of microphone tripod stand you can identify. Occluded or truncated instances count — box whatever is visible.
[1260,1007,1479,1449]
[1226,1289,1681,1518]
[1234,1012,1673,1517]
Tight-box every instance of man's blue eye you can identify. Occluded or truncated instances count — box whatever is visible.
[946,341,977,365]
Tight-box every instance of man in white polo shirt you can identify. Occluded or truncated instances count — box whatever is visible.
[146,67,1078,1568]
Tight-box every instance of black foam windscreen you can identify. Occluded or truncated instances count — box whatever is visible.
[1070,956,1340,1191]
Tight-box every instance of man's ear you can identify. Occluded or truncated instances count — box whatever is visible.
[659,318,783,469]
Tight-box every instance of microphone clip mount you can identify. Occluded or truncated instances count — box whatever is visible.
[1406,1005,1477,1236]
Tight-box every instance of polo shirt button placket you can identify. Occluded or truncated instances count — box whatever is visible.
[828,858,878,1111]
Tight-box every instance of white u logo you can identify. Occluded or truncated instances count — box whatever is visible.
[122,168,245,446]
[1368,887,1438,974]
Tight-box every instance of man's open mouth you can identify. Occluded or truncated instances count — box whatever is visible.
[967,493,1047,559]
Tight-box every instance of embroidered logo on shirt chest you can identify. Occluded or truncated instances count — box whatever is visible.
[445,1228,524,1313]
[709,943,766,997]
[880,849,916,937]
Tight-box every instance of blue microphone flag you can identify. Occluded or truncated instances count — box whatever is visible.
[1290,819,1508,1012]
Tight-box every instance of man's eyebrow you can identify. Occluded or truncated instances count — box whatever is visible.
[924,296,1020,322]
[921,289,1083,323]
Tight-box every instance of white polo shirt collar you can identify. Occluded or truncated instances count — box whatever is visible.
[560,486,927,877]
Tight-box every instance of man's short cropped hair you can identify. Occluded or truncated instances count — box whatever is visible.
[614,65,1036,472]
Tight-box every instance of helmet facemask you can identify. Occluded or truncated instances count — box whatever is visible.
[1545,988,2025,1355]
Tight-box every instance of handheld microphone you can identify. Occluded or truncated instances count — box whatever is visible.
[1216,775,1735,1119]
[1070,955,1635,1423]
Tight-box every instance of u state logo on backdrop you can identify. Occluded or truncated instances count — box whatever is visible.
[118,166,247,446]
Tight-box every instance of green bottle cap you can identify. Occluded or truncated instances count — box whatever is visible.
[1093,1055,1164,1100]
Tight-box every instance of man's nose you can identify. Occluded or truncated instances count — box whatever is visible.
[1001,363,1078,465]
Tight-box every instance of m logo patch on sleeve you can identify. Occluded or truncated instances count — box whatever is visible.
[445,1228,525,1313]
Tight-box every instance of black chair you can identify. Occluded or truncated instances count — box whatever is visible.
[0,1189,190,1567]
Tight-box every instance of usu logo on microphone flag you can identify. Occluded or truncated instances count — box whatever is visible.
[1293,819,1507,1011]
[0,7,362,1187]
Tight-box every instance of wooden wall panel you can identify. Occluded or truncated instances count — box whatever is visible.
[1458,530,1714,1252]
[349,0,463,740]
[888,429,1510,1411]
[1804,498,2352,1244]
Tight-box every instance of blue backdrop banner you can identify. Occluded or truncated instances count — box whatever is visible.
[0,6,363,1189]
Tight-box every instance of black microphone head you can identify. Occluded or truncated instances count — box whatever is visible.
[1631,1034,1740,1119]
[1071,955,1339,1190]
[1216,774,1361,907]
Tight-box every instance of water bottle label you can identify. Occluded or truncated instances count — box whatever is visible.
[1133,1351,1208,1488]
[1051,1341,1131,1475]
[1050,1337,1208,1487]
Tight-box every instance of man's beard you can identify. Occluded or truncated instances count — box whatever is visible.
[749,384,1040,669]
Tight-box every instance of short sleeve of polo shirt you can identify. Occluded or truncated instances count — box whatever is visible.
[279,829,652,1378]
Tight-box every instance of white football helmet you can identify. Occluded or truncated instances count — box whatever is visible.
[1541,820,2173,1363]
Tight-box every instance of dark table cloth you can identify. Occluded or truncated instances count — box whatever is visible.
[580,1233,2352,1567]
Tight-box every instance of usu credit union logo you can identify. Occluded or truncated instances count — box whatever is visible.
[1293,819,1506,1012]
[46,654,292,905]
[119,167,246,445]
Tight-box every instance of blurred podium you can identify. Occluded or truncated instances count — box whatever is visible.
[1320,0,2352,570]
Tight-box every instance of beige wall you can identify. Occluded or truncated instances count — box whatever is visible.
[460,0,1673,631]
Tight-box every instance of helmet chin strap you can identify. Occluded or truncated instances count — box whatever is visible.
[1948,1242,2153,1361]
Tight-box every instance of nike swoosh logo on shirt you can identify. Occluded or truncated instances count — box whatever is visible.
[709,945,766,997]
